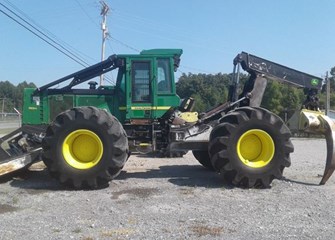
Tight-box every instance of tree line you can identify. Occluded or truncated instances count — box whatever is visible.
[0,81,36,113]
[176,72,305,114]
[177,66,335,119]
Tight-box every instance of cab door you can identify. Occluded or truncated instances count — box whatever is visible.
[153,57,180,118]
[129,60,154,120]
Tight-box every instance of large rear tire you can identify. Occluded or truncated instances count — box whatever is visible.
[192,150,214,170]
[42,107,129,189]
[209,107,293,188]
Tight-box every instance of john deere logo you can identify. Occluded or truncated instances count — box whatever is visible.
[311,79,319,86]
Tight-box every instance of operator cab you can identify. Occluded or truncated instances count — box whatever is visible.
[114,49,182,124]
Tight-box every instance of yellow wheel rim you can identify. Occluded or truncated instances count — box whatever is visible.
[237,129,275,168]
[62,129,103,169]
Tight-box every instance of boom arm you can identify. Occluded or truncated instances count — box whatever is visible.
[234,52,323,90]
[33,55,122,95]
[230,52,323,111]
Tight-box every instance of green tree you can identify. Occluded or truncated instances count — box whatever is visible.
[0,81,36,112]
[0,81,15,112]
[328,67,335,92]
[260,81,283,115]
[319,67,335,110]
[329,67,335,109]
[176,67,335,116]
[280,84,303,111]
[176,73,230,112]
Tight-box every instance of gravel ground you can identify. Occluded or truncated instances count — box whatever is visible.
[0,138,335,240]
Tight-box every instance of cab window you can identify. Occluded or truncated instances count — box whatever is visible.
[132,61,151,102]
[117,67,126,93]
[116,67,126,103]
[157,58,172,94]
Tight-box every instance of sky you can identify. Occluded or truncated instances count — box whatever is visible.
[0,0,334,87]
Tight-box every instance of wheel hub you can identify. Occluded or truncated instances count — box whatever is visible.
[62,129,103,169]
[237,129,275,168]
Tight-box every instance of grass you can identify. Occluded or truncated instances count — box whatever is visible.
[72,228,82,234]
[12,196,19,205]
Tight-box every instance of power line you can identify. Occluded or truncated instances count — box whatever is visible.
[0,2,89,67]
[0,1,116,85]
[4,0,96,63]
[73,0,116,85]
[0,10,85,68]
[74,0,99,28]
[1,2,214,83]
[179,65,213,74]
[113,11,225,50]
[108,36,140,53]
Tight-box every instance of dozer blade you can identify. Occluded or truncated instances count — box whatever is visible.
[292,110,335,185]
[0,127,43,177]
[0,148,42,176]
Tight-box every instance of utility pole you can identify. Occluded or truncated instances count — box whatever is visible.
[100,1,109,86]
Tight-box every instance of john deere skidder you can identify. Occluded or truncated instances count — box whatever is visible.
[0,49,334,189]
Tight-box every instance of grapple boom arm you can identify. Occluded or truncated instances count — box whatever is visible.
[234,52,323,89]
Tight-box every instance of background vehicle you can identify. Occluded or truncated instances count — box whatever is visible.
[1,50,334,189]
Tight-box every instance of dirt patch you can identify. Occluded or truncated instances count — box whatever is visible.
[111,187,159,200]
[0,204,19,214]
[190,225,224,237]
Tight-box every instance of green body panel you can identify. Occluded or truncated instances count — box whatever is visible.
[22,88,48,124]
[22,49,182,125]
[23,90,116,124]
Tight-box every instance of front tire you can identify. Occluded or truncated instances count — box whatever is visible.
[42,107,129,189]
[209,107,293,188]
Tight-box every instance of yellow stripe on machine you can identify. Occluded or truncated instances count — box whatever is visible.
[119,106,171,111]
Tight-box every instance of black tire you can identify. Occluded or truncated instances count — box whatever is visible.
[192,150,214,170]
[42,106,129,189]
[209,107,293,188]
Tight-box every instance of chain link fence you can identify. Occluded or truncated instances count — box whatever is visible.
[0,113,21,132]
